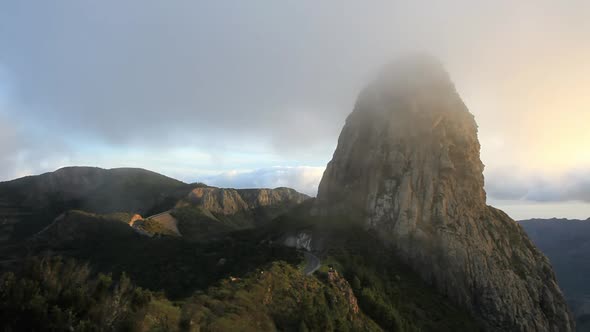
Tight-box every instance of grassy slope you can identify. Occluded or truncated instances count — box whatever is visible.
[181,261,381,331]
[133,217,180,237]
[1,256,378,332]
[30,210,301,299]
[26,207,482,331]
[171,206,234,240]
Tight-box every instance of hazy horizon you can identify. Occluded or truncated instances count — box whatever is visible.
[1,1,589,219]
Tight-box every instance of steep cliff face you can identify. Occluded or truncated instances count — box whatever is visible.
[167,187,310,239]
[181,187,309,216]
[314,56,574,331]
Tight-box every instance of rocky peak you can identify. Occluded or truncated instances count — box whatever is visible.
[316,56,486,219]
[314,56,574,331]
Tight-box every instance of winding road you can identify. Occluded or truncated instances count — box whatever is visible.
[303,251,321,276]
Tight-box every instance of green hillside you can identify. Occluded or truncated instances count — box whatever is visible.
[8,206,483,331]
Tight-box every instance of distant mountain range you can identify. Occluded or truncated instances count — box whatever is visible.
[520,218,590,331]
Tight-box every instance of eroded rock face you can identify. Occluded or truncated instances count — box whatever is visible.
[314,56,574,331]
[182,187,309,215]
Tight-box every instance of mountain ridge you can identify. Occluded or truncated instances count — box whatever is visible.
[519,218,590,330]
[0,166,310,242]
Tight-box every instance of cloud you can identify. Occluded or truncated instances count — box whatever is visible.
[487,199,590,221]
[0,1,358,153]
[485,168,590,203]
[0,116,19,178]
[203,166,325,196]
[2,0,587,158]
[201,165,590,203]
[0,68,74,181]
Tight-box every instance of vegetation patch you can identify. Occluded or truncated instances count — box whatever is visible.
[0,256,179,331]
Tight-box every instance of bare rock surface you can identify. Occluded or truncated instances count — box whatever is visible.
[314,56,574,331]
[181,187,309,216]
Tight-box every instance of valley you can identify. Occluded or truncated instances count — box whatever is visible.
[520,218,590,331]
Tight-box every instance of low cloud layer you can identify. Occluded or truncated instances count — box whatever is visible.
[199,165,590,205]
[198,165,590,219]
[485,168,590,203]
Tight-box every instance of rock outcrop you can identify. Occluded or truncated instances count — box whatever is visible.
[314,56,574,331]
[327,269,360,318]
[180,187,309,216]
[167,187,310,239]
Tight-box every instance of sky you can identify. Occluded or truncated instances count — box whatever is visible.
[0,1,589,220]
